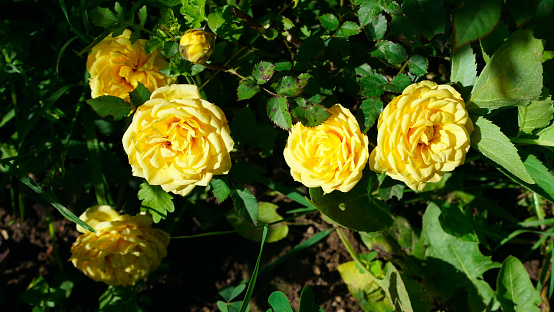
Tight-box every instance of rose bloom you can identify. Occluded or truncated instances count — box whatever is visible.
[86,29,173,102]
[283,104,369,194]
[369,81,474,191]
[122,84,234,196]
[179,29,215,64]
[69,205,169,287]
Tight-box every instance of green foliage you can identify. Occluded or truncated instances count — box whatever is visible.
[226,202,289,243]
[86,96,135,121]
[496,256,541,312]
[138,182,175,223]
[453,0,501,48]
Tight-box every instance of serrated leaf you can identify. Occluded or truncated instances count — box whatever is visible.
[470,30,543,110]
[470,116,534,184]
[384,74,411,93]
[518,97,554,133]
[210,177,230,202]
[277,75,310,97]
[308,173,393,232]
[226,202,288,243]
[421,202,501,306]
[337,21,361,37]
[407,55,428,77]
[451,44,477,87]
[521,153,554,203]
[90,7,118,28]
[267,95,292,131]
[237,79,260,100]
[454,0,501,48]
[358,0,383,27]
[372,41,407,66]
[403,0,446,39]
[534,124,554,146]
[207,6,242,42]
[129,82,151,107]
[267,291,293,312]
[319,13,340,31]
[252,61,275,85]
[230,188,259,226]
[359,97,383,132]
[364,14,387,41]
[86,96,134,120]
[138,183,175,223]
[496,256,541,312]
[291,103,331,127]
[360,73,388,97]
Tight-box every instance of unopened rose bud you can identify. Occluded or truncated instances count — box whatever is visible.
[179,29,215,64]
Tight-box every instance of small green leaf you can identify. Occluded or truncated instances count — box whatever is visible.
[518,97,554,133]
[298,287,323,312]
[277,75,310,97]
[268,291,293,312]
[451,43,478,87]
[86,96,134,120]
[364,13,387,41]
[371,41,407,66]
[291,103,331,127]
[521,153,554,203]
[337,21,361,37]
[358,0,383,27]
[226,202,288,243]
[165,41,179,57]
[470,116,534,184]
[319,13,340,31]
[384,74,411,93]
[470,30,544,110]
[89,7,118,28]
[138,5,147,27]
[407,55,428,77]
[496,256,541,312]
[219,284,246,302]
[138,183,175,223]
[129,82,151,107]
[237,79,260,100]
[309,172,393,232]
[403,0,446,39]
[267,95,292,131]
[275,61,292,71]
[454,0,501,48]
[230,188,259,226]
[207,6,242,42]
[535,124,554,146]
[359,97,383,132]
[360,73,388,97]
[379,176,405,201]
[381,262,414,312]
[252,61,275,85]
[210,177,230,202]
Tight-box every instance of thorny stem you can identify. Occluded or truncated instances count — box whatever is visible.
[158,24,179,43]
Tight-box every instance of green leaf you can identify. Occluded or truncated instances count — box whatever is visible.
[535,124,554,146]
[207,6,242,42]
[453,0,501,48]
[219,284,246,302]
[252,61,275,85]
[308,172,393,232]
[360,73,388,97]
[470,116,535,184]
[129,82,151,107]
[364,14,387,41]
[451,44,478,87]
[230,188,259,226]
[267,291,293,312]
[521,153,554,203]
[86,96,134,120]
[291,103,331,127]
[267,95,292,131]
[275,61,292,71]
[470,30,544,110]
[358,0,383,27]
[226,202,288,243]
[384,74,411,93]
[237,79,260,100]
[89,7,118,28]
[138,182,175,223]
[138,5,147,27]
[277,76,308,97]
[319,13,340,31]
[381,262,414,312]
[403,0,446,39]
[298,287,324,312]
[359,97,383,132]
[518,97,554,133]
[379,177,404,201]
[407,55,428,77]
[337,21,361,37]
[210,177,231,202]
[181,0,207,28]
[496,256,541,312]
[371,41,407,66]
[421,202,501,307]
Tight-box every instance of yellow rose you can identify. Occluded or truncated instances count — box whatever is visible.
[122,84,234,196]
[179,29,215,64]
[283,104,369,194]
[369,81,474,191]
[87,29,174,102]
[69,205,170,287]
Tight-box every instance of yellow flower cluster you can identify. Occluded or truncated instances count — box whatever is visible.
[369,81,474,191]
[283,104,369,194]
[122,84,234,196]
[69,206,170,287]
[87,29,173,102]
[179,29,216,64]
